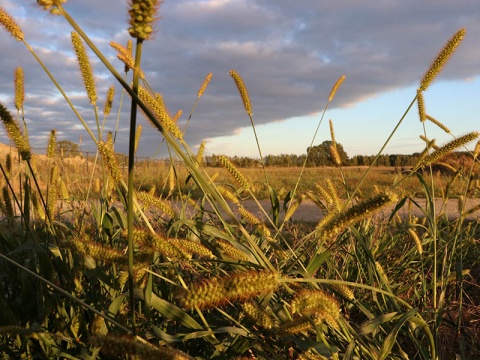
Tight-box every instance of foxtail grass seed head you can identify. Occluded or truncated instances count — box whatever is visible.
[229,69,252,116]
[128,0,161,40]
[417,89,426,122]
[178,270,278,310]
[326,178,341,212]
[217,185,240,204]
[198,72,213,97]
[329,119,336,144]
[284,199,301,223]
[426,115,450,134]
[290,290,341,319]
[242,302,275,329]
[134,124,142,154]
[196,140,206,165]
[317,192,398,238]
[329,284,355,301]
[2,186,14,218]
[419,135,439,150]
[110,41,146,78]
[47,163,58,220]
[329,144,342,166]
[419,132,479,167]
[14,67,24,111]
[474,140,480,159]
[216,239,250,261]
[0,7,24,41]
[97,141,122,183]
[46,130,56,158]
[136,190,176,218]
[0,103,31,161]
[37,0,67,13]
[219,155,250,189]
[238,205,261,225]
[103,85,115,116]
[89,334,193,360]
[71,31,97,105]
[137,86,183,139]
[5,153,12,176]
[408,228,423,255]
[172,109,182,123]
[328,75,346,102]
[420,28,466,91]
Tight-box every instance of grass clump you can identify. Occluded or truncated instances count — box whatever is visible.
[0,4,478,360]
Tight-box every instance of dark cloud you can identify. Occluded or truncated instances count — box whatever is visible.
[0,0,478,157]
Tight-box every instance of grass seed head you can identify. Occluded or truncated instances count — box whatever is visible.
[198,72,213,97]
[0,103,31,161]
[71,31,97,105]
[14,67,24,111]
[103,85,115,116]
[219,155,250,189]
[98,141,122,183]
[229,69,252,116]
[128,0,161,40]
[2,186,14,218]
[417,89,426,122]
[0,7,24,41]
[425,115,450,134]
[419,132,480,167]
[242,302,275,329]
[328,75,346,102]
[420,28,466,91]
[46,129,56,159]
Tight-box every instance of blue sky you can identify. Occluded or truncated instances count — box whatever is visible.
[0,0,479,158]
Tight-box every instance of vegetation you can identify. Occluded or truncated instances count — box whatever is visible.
[0,3,479,360]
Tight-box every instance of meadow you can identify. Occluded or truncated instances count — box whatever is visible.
[0,2,479,359]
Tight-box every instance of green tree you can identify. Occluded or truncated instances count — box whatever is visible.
[306,140,348,166]
[56,140,80,158]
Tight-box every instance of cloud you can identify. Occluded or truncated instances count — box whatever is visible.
[0,0,479,157]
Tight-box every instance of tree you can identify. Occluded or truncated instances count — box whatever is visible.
[56,140,80,158]
[306,140,348,166]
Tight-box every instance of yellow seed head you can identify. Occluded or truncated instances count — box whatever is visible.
[329,284,355,301]
[37,1,68,13]
[136,190,176,218]
[134,124,142,154]
[242,302,275,329]
[290,289,340,318]
[172,109,182,123]
[89,334,192,360]
[2,186,14,218]
[417,89,426,122]
[71,31,97,104]
[425,115,450,134]
[317,192,398,238]
[103,85,115,116]
[110,41,146,78]
[284,199,301,223]
[420,28,466,91]
[238,205,261,225]
[196,140,206,165]
[474,140,480,159]
[329,144,342,166]
[173,239,214,259]
[408,228,423,255]
[128,0,161,40]
[46,130,56,159]
[137,86,183,139]
[178,270,278,309]
[217,185,240,204]
[0,103,31,161]
[419,132,479,167]
[0,7,24,41]
[14,67,24,111]
[47,162,58,220]
[216,239,250,261]
[98,141,122,183]
[198,72,213,97]
[326,179,341,212]
[328,74,346,102]
[229,69,252,116]
[329,119,336,144]
[5,153,12,176]
[58,178,69,200]
[219,155,250,189]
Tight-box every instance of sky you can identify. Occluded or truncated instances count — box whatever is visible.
[0,0,479,159]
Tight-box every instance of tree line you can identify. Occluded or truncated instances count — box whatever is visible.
[205,140,423,169]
